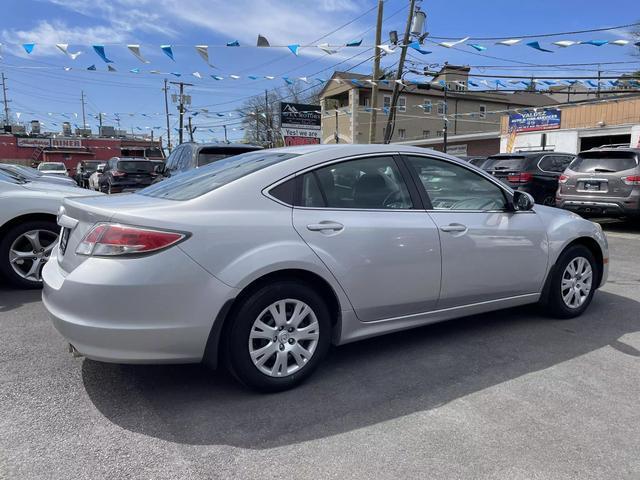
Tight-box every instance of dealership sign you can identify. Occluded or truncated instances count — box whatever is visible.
[280,102,321,146]
[508,109,561,132]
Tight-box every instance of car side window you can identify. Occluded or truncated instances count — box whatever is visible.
[539,155,569,173]
[299,156,413,209]
[406,156,507,211]
[177,146,193,172]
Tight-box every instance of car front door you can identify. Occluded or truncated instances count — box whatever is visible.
[292,155,441,322]
[404,155,548,309]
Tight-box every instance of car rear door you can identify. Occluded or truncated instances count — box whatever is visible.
[404,154,548,309]
[292,154,442,322]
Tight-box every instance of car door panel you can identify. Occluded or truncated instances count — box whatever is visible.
[427,210,547,309]
[404,154,549,309]
[291,155,442,323]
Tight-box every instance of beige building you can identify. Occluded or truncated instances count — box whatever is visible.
[319,66,557,154]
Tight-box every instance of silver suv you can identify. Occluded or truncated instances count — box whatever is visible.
[556,148,640,218]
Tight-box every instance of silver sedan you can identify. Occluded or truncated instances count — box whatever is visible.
[42,145,608,391]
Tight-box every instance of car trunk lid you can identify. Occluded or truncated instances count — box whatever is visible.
[560,150,638,197]
[483,156,530,185]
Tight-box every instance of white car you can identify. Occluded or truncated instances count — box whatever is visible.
[0,170,101,288]
[37,162,69,176]
[88,164,105,191]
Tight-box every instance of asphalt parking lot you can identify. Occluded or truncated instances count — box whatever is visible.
[1,220,639,480]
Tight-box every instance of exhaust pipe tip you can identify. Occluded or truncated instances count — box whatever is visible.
[67,343,83,358]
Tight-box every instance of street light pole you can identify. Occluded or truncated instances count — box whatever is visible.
[335,109,339,144]
[443,84,448,153]
[163,78,172,152]
[383,0,417,144]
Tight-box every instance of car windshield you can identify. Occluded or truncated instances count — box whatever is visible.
[569,151,638,173]
[39,162,66,171]
[0,170,23,184]
[482,156,527,171]
[140,151,298,201]
[84,162,102,172]
[117,161,154,173]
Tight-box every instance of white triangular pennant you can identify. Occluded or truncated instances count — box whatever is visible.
[378,44,396,54]
[56,43,82,60]
[318,42,338,55]
[195,45,213,66]
[496,39,522,46]
[553,40,577,48]
[127,44,150,64]
[439,37,470,48]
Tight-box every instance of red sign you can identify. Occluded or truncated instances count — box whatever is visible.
[52,138,82,148]
[284,136,321,146]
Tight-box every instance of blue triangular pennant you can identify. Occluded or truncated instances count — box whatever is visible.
[287,44,300,56]
[283,76,294,85]
[468,43,486,52]
[170,72,181,77]
[87,64,97,71]
[161,45,175,61]
[130,68,140,74]
[346,39,362,47]
[408,41,431,54]
[23,43,35,54]
[581,40,608,46]
[226,40,240,47]
[526,41,553,52]
[92,45,114,63]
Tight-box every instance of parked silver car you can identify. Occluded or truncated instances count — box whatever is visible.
[42,145,608,391]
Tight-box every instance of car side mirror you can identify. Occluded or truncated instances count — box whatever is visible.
[154,164,166,174]
[512,190,535,211]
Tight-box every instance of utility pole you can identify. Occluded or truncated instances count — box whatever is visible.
[368,0,384,144]
[264,89,271,147]
[596,66,601,99]
[223,124,228,143]
[98,112,103,135]
[170,81,193,145]
[188,116,194,142]
[334,110,340,143]
[442,84,448,153]
[80,90,87,133]
[1,72,10,127]
[163,79,172,152]
[383,0,416,144]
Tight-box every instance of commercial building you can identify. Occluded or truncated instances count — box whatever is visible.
[319,66,557,156]
[499,95,640,153]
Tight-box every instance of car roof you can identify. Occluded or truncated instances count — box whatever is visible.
[579,147,640,155]
[488,151,574,158]
[187,143,263,150]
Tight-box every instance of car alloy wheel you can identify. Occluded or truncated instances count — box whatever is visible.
[248,299,320,377]
[561,256,593,309]
[9,229,58,283]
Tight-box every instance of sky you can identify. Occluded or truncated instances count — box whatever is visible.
[0,0,638,144]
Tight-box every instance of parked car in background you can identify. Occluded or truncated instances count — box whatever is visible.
[74,160,104,188]
[0,170,100,288]
[0,163,77,187]
[483,151,574,205]
[467,157,488,168]
[37,162,69,176]
[43,145,607,392]
[88,164,105,191]
[556,147,640,218]
[154,143,262,182]
[99,157,155,194]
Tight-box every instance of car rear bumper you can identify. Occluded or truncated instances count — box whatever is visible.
[42,246,238,364]
[556,195,640,217]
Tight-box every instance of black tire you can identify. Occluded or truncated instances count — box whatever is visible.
[542,245,598,319]
[224,281,331,392]
[0,220,59,289]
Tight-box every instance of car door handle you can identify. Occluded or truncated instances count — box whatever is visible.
[440,223,467,233]
[307,222,344,232]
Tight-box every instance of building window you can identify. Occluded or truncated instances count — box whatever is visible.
[383,95,391,110]
[422,130,430,139]
[436,130,443,137]
[422,100,432,114]
[437,102,447,115]
[398,96,407,113]
[398,128,406,140]
[479,105,486,119]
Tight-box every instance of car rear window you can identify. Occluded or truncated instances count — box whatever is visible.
[139,151,298,200]
[39,163,66,171]
[84,162,102,172]
[117,161,154,173]
[198,147,261,167]
[569,151,638,173]
[482,156,527,171]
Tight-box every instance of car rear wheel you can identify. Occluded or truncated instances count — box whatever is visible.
[225,281,331,392]
[0,221,59,289]
[543,245,597,319]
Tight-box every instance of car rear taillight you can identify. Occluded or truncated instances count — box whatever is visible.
[76,223,187,256]
[507,172,533,184]
[112,170,126,177]
[558,174,569,184]
[621,175,640,186]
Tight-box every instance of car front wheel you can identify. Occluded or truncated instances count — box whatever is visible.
[225,281,331,392]
[543,245,597,318]
[0,220,59,289]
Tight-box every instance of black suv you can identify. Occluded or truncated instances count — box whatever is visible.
[154,143,262,181]
[99,157,156,194]
[482,151,575,205]
[74,160,103,188]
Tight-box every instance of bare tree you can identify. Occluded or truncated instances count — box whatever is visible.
[238,81,322,146]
